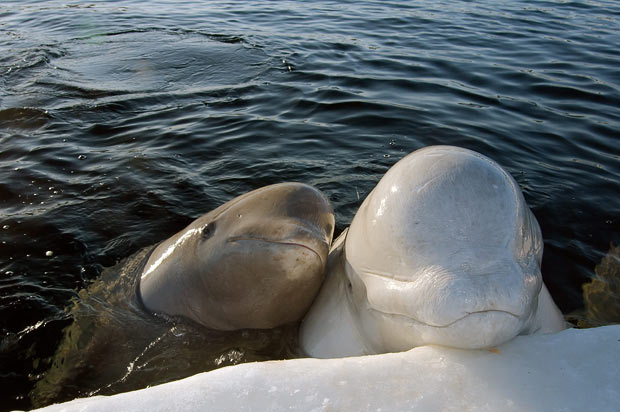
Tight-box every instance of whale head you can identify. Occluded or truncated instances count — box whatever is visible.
[139,183,335,331]
[345,146,545,350]
[301,146,565,357]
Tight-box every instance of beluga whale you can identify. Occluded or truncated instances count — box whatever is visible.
[300,146,567,358]
[31,182,335,406]
[139,182,335,330]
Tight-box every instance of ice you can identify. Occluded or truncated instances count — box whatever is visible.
[33,326,620,412]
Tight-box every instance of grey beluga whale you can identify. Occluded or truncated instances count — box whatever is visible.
[138,182,335,330]
[31,182,335,407]
[300,146,567,358]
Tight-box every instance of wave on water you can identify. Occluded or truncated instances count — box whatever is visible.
[1,1,619,410]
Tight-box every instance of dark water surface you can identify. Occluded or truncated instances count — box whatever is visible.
[1,0,619,409]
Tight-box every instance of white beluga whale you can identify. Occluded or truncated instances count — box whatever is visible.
[139,182,335,330]
[301,146,567,357]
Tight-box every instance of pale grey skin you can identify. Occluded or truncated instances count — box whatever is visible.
[301,146,567,358]
[139,183,335,331]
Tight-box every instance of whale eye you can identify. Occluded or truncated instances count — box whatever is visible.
[201,222,216,240]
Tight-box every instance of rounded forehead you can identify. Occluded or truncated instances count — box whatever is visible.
[399,147,519,229]
[210,182,333,220]
[347,146,528,272]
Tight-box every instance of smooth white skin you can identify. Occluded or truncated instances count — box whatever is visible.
[139,183,335,331]
[301,146,566,358]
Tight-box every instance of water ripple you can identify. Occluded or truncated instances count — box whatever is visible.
[1,0,619,409]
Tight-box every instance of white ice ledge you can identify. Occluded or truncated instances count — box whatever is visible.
[34,325,620,412]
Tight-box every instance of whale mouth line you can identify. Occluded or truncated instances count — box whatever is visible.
[370,307,521,328]
[227,237,324,266]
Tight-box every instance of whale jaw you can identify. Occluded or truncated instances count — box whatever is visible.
[361,306,531,351]
[346,255,542,351]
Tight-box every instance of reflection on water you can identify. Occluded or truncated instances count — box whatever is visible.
[1,0,619,410]
[0,108,50,130]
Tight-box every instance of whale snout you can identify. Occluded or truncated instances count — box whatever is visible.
[215,235,327,330]
[353,258,542,349]
[228,217,332,266]
[417,310,525,349]
[227,233,328,278]
[418,263,539,327]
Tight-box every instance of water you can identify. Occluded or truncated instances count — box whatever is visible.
[0,0,618,409]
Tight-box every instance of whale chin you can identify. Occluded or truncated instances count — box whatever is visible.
[425,311,525,349]
[368,309,526,351]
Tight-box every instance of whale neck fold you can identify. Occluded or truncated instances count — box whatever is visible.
[300,230,373,358]
[523,282,568,335]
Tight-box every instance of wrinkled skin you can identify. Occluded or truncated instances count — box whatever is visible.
[301,146,566,358]
[139,183,335,331]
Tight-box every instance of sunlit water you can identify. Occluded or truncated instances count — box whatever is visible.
[1,0,618,410]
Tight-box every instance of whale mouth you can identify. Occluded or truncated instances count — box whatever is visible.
[367,307,525,349]
[369,307,521,329]
[227,237,325,266]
